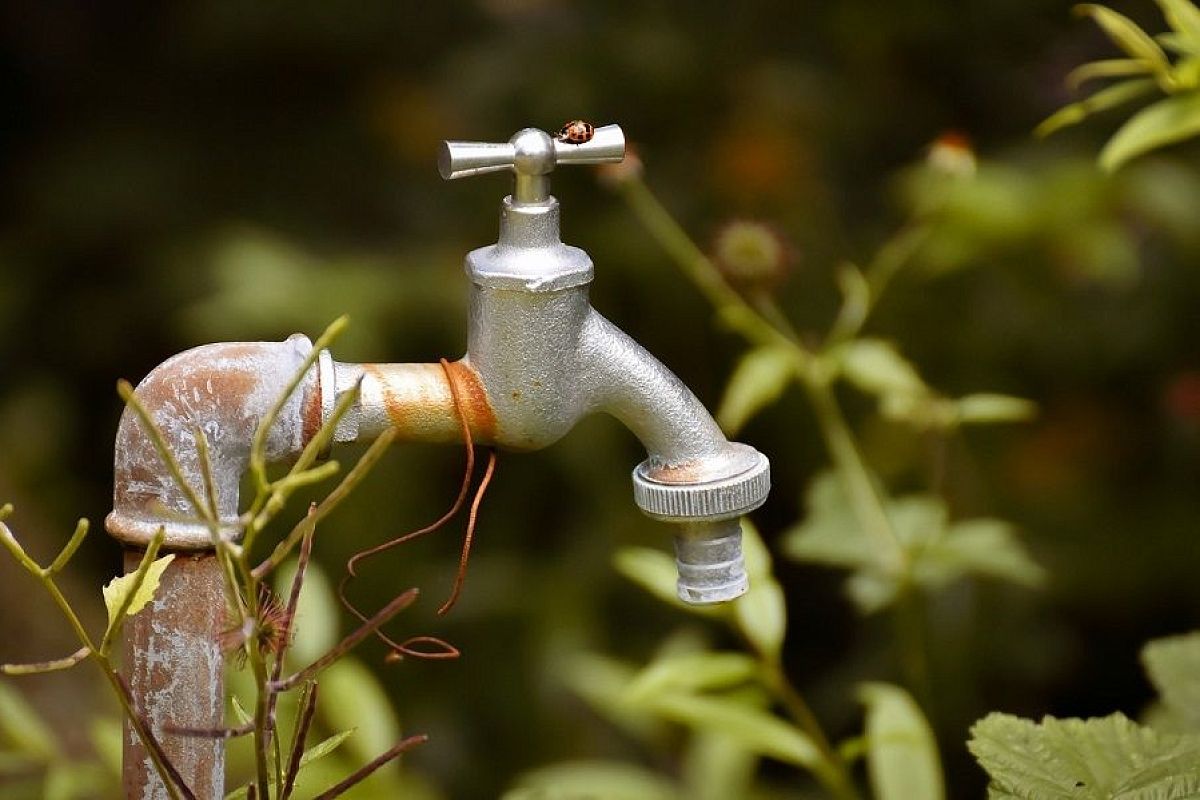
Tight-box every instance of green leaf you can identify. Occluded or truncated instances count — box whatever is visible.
[716,347,794,436]
[836,339,928,401]
[784,472,1043,611]
[915,519,1046,589]
[625,652,759,704]
[562,653,664,741]
[649,692,820,768]
[299,728,355,769]
[1157,0,1200,49]
[969,711,1200,799]
[860,683,944,800]
[955,394,1037,425]
[0,682,57,759]
[102,553,174,626]
[1102,92,1200,170]
[1158,31,1200,56]
[503,760,680,800]
[1067,58,1154,88]
[733,579,787,661]
[681,731,759,800]
[319,660,400,765]
[1077,4,1173,80]
[1035,79,1157,138]
[1142,631,1200,730]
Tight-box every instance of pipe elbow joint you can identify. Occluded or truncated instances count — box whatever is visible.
[106,335,323,549]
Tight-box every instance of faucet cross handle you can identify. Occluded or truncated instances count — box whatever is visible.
[439,124,625,204]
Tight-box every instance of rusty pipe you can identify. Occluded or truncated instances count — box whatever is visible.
[107,335,324,799]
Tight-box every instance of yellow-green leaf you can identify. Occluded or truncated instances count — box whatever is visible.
[1036,79,1157,138]
[1077,4,1173,83]
[1067,58,1153,88]
[1157,0,1200,48]
[860,683,944,800]
[1101,91,1200,170]
[624,652,758,704]
[650,692,820,768]
[836,339,927,400]
[716,346,794,436]
[955,393,1037,424]
[102,554,175,626]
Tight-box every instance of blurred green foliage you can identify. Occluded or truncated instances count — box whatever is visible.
[4,1,1200,797]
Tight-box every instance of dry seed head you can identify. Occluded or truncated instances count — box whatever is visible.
[712,219,793,289]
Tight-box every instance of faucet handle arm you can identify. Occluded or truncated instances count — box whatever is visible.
[439,124,625,203]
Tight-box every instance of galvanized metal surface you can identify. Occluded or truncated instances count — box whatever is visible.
[106,336,321,549]
[122,550,224,800]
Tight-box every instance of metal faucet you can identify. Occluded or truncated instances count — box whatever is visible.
[105,123,769,796]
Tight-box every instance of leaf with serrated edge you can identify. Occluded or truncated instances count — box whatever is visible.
[102,554,175,626]
[716,347,794,436]
[1102,92,1200,170]
[860,683,944,800]
[969,711,1200,799]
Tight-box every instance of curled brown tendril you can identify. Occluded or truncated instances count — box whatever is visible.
[337,356,495,657]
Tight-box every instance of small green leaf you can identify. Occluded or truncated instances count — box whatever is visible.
[836,339,928,401]
[1067,58,1154,88]
[319,660,400,764]
[860,683,944,800]
[102,554,175,626]
[0,682,57,759]
[230,695,253,727]
[625,652,758,704]
[503,760,680,800]
[733,579,787,661]
[561,653,663,740]
[1101,91,1200,170]
[1157,0,1200,48]
[681,731,759,800]
[907,518,1046,592]
[1077,4,1173,81]
[969,711,1200,799]
[1158,30,1200,56]
[1035,79,1157,138]
[649,693,820,768]
[299,728,355,769]
[716,347,795,435]
[1142,631,1200,730]
[955,393,1037,424]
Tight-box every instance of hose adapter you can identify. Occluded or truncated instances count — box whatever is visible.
[633,443,770,603]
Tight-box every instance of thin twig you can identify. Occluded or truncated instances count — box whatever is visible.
[384,636,461,664]
[165,722,254,740]
[1,646,89,675]
[251,428,398,580]
[310,734,428,800]
[271,588,421,692]
[281,682,319,800]
[46,519,89,576]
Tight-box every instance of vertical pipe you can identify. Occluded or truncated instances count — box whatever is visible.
[122,550,225,799]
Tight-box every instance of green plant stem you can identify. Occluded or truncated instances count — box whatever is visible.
[761,657,860,800]
[246,583,274,800]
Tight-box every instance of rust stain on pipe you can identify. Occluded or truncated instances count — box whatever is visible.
[107,336,320,549]
[363,360,496,444]
[122,550,225,800]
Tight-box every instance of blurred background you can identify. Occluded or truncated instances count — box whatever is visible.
[3,0,1200,797]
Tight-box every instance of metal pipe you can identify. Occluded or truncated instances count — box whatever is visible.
[107,335,324,797]
[121,550,225,800]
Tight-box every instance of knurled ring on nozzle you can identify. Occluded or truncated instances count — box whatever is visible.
[632,442,770,522]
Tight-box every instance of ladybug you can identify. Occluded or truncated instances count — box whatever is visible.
[556,119,595,144]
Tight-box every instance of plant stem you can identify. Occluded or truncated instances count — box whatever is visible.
[761,657,860,800]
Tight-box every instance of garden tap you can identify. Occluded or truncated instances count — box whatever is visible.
[424,123,772,603]
[108,124,769,606]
